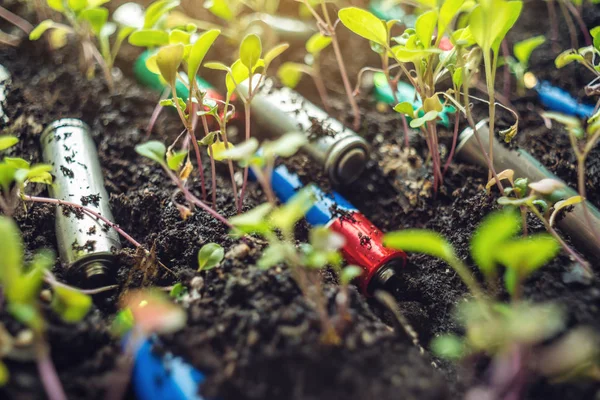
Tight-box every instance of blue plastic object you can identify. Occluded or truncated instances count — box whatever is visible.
[267,164,357,226]
[132,337,206,400]
[535,81,595,119]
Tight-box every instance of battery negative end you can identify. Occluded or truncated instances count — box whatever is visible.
[326,136,369,185]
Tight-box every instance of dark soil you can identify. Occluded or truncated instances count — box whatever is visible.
[1,1,600,400]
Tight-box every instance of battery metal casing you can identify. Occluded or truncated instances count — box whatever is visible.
[237,77,370,186]
[41,119,121,285]
[456,120,600,257]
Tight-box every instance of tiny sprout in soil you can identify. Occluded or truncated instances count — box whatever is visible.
[1,0,600,399]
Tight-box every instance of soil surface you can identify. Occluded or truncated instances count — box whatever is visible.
[1,1,600,400]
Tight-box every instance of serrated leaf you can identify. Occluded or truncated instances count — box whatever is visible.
[197,243,224,271]
[470,209,521,278]
[338,7,388,46]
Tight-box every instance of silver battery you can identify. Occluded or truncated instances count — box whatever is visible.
[41,119,121,286]
[237,76,369,185]
[0,64,10,124]
[456,120,600,257]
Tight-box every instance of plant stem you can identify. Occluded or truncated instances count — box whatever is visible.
[312,71,331,114]
[529,206,591,274]
[200,114,218,209]
[577,155,600,247]
[146,88,170,136]
[558,0,578,49]
[218,106,241,214]
[450,258,486,300]
[563,0,592,46]
[239,101,252,211]
[0,5,33,33]
[320,1,361,131]
[36,340,67,400]
[484,50,496,182]
[443,114,461,175]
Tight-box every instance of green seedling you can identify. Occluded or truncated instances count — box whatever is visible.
[278,32,332,111]
[555,26,600,96]
[469,0,522,181]
[28,0,152,90]
[487,169,591,273]
[0,216,93,397]
[229,189,345,345]
[197,242,224,271]
[131,20,226,210]
[542,111,600,250]
[0,136,52,215]
[205,33,288,211]
[297,0,362,131]
[503,35,545,96]
[339,3,470,190]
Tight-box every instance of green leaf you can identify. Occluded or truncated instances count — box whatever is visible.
[393,102,415,117]
[216,137,258,161]
[197,243,224,271]
[198,131,218,146]
[240,34,262,70]
[168,29,192,45]
[111,308,134,336]
[257,243,289,269]
[306,33,332,55]
[156,43,185,86]
[264,43,289,66]
[4,157,30,169]
[277,62,305,88]
[340,265,362,285]
[513,35,545,67]
[383,230,456,264]
[128,29,169,47]
[0,361,8,386]
[415,10,437,48]
[438,0,464,37]
[338,7,388,46]
[409,110,438,128]
[29,20,56,40]
[135,141,166,164]
[470,0,522,54]
[204,0,234,21]
[226,59,249,96]
[144,0,180,29]
[263,132,307,158]
[51,286,92,323]
[431,334,465,360]
[8,303,43,332]
[229,203,273,235]
[549,195,583,226]
[204,61,229,71]
[270,186,316,235]
[0,216,23,293]
[0,135,18,151]
[555,50,585,68]
[495,234,560,276]
[470,209,521,278]
[68,0,87,11]
[26,164,53,185]
[592,26,600,51]
[169,282,186,298]
[187,29,220,83]
[47,0,65,12]
[79,7,108,37]
[166,150,187,171]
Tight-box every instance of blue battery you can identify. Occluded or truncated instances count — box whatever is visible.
[132,337,206,400]
[535,80,595,119]
[268,164,357,226]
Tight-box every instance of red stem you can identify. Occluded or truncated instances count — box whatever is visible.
[443,114,461,175]
[0,5,33,33]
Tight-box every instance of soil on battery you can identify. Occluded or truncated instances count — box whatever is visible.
[0,1,600,399]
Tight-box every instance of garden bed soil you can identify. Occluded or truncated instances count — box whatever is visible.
[1,1,600,399]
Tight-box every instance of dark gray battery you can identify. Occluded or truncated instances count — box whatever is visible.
[237,76,369,185]
[456,120,600,257]
[41,119,121,286]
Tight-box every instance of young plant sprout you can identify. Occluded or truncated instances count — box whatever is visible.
[297,0,362,131]
[487,171,591,273]
[555,26,600,98]
[277,32,332,111]
[0,216,94,400]
[197,242,224,272]
[469,0,522,181]
[504,35,545,96]
[229,189,345,344]
[28,0,145,90]
[546,0,593,51]
[205,33,288,210]
[542,111,600,250]
[0,136,52,215]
